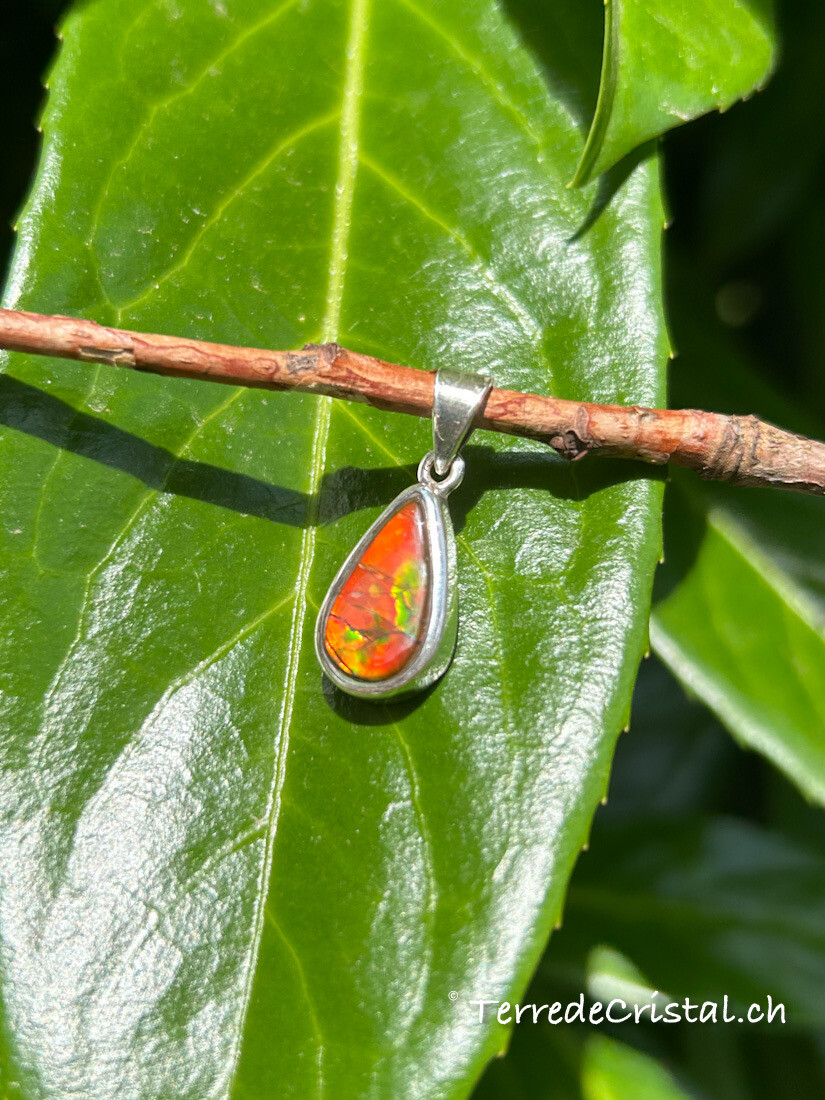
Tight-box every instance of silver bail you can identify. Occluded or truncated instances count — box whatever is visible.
[432,367,493,476]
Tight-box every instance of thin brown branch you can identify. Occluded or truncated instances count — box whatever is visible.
[1,307,824,496]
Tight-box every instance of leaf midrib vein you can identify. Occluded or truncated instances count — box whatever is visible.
[224,0,371,1095]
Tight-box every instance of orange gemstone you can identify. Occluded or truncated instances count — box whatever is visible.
[324,499,429,681]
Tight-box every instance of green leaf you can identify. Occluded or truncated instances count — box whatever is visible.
[0,0,667,1095]
[584,945,672,1012]
[651,273,825,807]
[573,0,777,186]
[581,1035,690,1100]
[565,817,825,1025]
[652,483,825,805]
[475,1026,690,1100]
[664,0,825,276]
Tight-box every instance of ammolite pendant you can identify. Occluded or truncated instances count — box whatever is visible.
[315,368,492,699]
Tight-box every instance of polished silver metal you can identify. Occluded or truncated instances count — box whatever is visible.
[315,368,491,699]
[432,367,492,476]
[417,451,465,495]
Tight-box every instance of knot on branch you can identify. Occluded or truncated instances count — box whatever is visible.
[548,429,589,461]
[548,404,592,461]
[77,344,136,368]
[302,341,342,366]
[706,413,762,484]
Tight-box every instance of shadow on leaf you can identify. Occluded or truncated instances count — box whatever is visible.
[2,373,662,724]
[0,375,658,530]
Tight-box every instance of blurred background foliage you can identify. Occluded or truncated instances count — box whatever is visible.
[1,1,823,1097]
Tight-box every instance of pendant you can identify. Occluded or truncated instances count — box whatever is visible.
[315,367,492,699]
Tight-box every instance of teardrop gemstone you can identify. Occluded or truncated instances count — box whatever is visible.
[324,499,429,681]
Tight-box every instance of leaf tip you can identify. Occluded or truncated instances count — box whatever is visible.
[568,162,591,190]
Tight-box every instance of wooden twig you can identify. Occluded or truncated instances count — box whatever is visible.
[1,307,824,496]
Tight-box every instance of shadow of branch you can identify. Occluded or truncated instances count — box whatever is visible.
[2,374,661,723]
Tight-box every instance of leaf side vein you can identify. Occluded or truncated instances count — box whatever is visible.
[360,151,542,339]
[87,0,301,261]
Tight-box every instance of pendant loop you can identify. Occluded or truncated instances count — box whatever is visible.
[417,451,465,496]
[432,367,493,476]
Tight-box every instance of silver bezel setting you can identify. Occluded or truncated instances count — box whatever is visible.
[315,481,457,700]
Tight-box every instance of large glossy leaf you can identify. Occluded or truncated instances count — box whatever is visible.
[651,275,825,806]
[573,0,777,185]
[0,0,667,1095]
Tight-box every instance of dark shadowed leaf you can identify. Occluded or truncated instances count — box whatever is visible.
[564,817,825,1026]
[601,655,740,821]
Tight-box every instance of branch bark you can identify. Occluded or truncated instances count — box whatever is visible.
[1,307,824,496]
